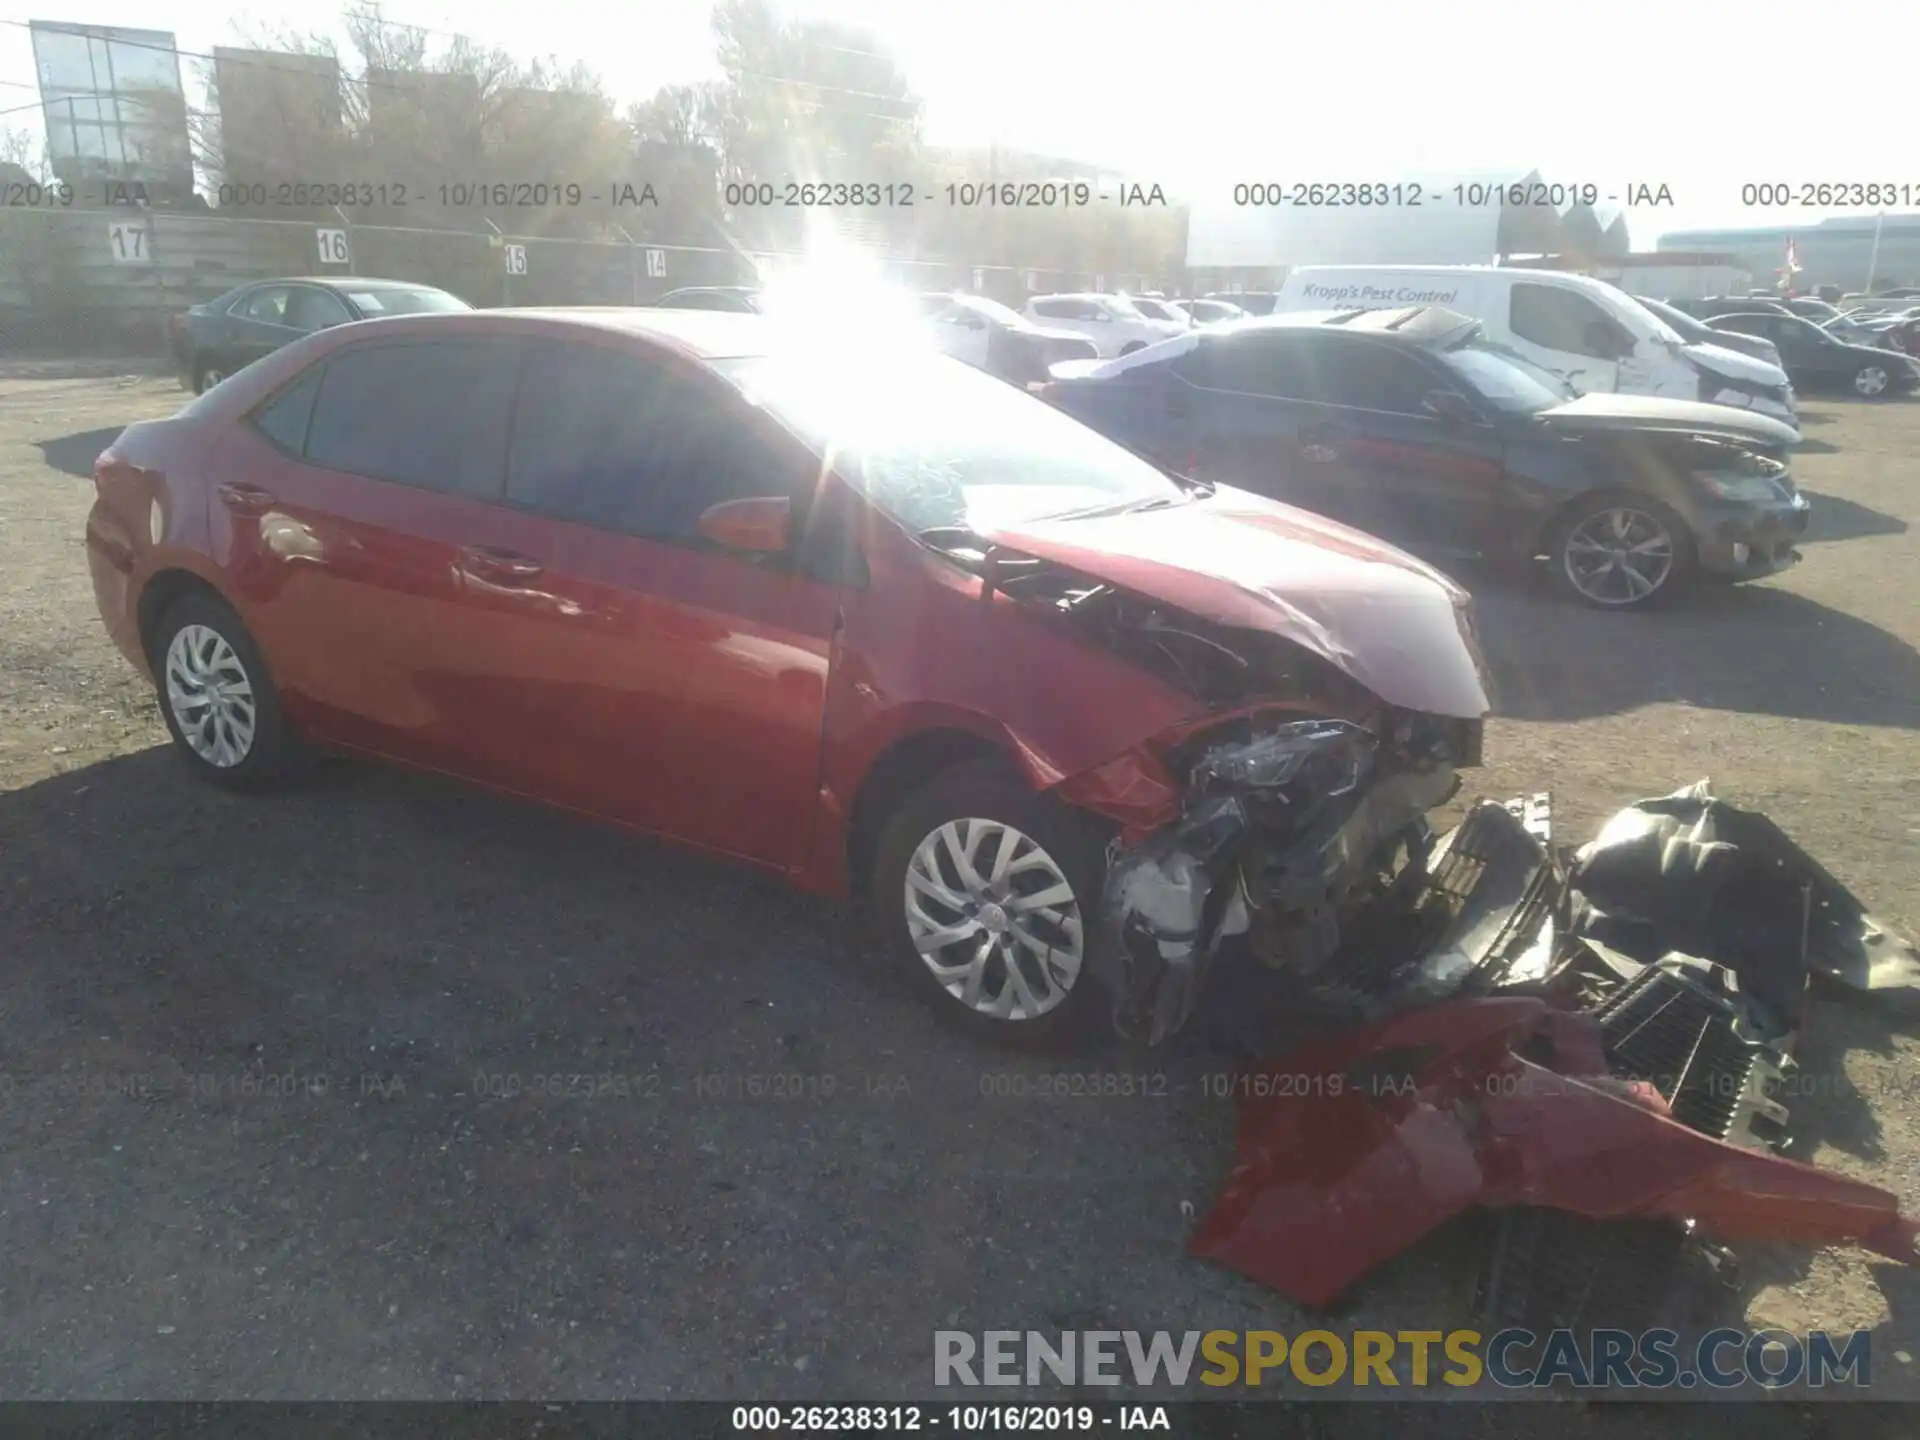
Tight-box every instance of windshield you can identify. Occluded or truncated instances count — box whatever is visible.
[1634,297,1713,343]
[712,352,1184,532]
[1438,335,1577,412]
[347,286,469,316]
[1619,295,1684,346]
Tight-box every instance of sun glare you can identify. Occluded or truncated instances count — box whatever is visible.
[754,212,932,358]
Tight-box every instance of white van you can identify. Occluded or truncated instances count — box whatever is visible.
[1273,266,1799,432]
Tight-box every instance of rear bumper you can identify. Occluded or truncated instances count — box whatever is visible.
[85,503,152,680]
[1691,494,1811,581]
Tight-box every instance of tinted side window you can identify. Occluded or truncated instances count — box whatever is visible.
[1183,333,1313,398]
[304,339,520,498]
[1304,338,1442,414]
[250,365,324,454]
[238,286,292,324]
[1031,299,1069,319]
[283,288,353,332]
[1510,283,1620,359]
[506,343,817,544]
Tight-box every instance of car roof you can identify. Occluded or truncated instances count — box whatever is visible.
[1229,304,1481,346]
[264,276,447,291]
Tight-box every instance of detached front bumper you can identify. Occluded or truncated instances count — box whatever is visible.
[1189,782,1920,1317]
[1692,492,1811,580]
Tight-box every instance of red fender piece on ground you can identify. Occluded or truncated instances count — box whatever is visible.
[1188,997,1920,1308]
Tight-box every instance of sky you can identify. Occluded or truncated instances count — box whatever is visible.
[3,0,1915,248]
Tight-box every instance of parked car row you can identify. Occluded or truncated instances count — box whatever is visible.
[115,250,1902,1052]
[1661,293,1920,397]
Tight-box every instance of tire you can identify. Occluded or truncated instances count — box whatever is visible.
[193,361,227,394]
[870,760,1113,1048]
[148,592,304,790]
[1546,491,1696,611]
[1852,362,1893,398]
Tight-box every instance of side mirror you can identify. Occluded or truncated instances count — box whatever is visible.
[1421,390,1480,426]
[696,496,791,553]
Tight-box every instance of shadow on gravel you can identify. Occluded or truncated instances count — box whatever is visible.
[1801,489,1911,543]
[0,748,1261,1398]
[35,426,127,479]
[1469,570,1920,730]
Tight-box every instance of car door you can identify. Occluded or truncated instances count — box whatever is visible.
[1164,331,1324,514]
[456,337,843,870]
[214,334,524,774]
[1777,316,1855,384]
[1293,336,1509,555]
[1504,281,1625,393]
[222,285,308,370]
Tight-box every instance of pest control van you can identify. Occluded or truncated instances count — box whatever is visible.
[1273,266,1799,432]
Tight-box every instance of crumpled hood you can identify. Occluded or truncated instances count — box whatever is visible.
[981,488,1492,719]
[1539,392,1802,447]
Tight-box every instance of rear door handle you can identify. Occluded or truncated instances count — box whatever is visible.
[458,545,545,582]
[217,481,276,516]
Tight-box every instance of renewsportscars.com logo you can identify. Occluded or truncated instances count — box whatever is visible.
[933,1328,1874,1391]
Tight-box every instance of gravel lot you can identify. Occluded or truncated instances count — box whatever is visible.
[3,360,1920,1418]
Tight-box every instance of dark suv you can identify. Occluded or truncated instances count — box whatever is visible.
[1034,307,1810,610]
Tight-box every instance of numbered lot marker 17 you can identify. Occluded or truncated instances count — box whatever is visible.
[107,221,150,263]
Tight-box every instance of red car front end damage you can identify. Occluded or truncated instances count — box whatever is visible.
[822,487,1493,1046]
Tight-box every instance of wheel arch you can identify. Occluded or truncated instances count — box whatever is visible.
[844,726,1027,903]
[136,567,235,665]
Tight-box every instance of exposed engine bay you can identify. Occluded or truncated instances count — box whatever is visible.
[928,531,1487,1045]
[1098,716,1469,1045]
[1189,782,1920,1327]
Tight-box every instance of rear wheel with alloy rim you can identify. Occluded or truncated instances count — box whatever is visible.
[871,761,1111,1046]
[1548,493,1695,610]
[150,592,303,789]
[1853,363,1892,397]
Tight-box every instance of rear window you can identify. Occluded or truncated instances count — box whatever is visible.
[346,287,469,316]
[250,366,324,454]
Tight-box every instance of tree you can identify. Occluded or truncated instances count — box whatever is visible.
[625,83,725,246]
[708,0,923,250]
[0,125,51,183]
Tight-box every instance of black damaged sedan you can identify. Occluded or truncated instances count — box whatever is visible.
[1033,306,1810,610]
[167,277,471,393]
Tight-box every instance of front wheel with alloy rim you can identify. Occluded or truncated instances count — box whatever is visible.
[1548,493,1696,610]
[193,363,227,394]
[870,762,1112,1047]
[150,592,303,789]
[1853,362,1893,398]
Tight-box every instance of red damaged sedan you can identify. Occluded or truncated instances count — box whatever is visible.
[87,308,1491,1046]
